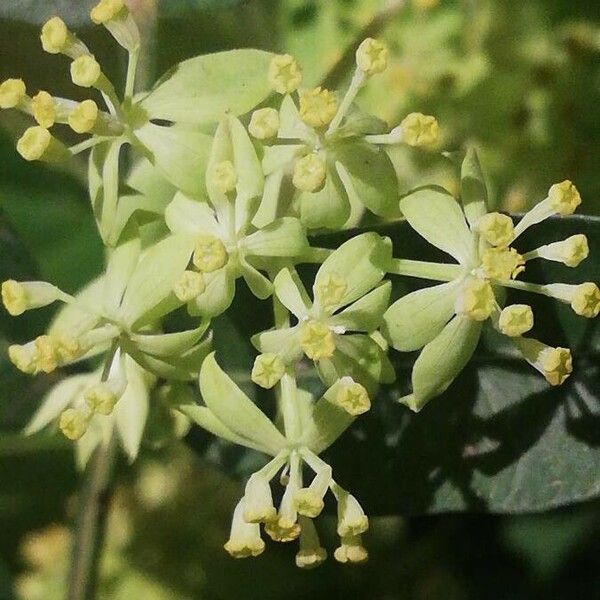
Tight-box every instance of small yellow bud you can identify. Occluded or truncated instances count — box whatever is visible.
[334,535,369,564]
[34,335,59,373]
[1,280,27,316]
[481,247,525,280]
[333,377,371,416]
[173,270,205,302]
[539,347,572,386]
[90,0,125,24]
[85,383,119,415]
[475,212,514,247]
[264,518,301,542]
[68,100,99,134]
[210,160,237,194]
[570,282,600,318]
[400,112,439,147]
[70,55,101,88]
[498,304,534,337]
[298,87,338,128]
[292,154,326,192]
[356,38,389,75]
[455,279,495,321]
[296,547,327,569]
[268,54,302,94]
[8,343,38,374]
[294,488,325,518]
[299,320,335,360]
[40,17,68,54]
[31,91,56,128]
[0,78,26,109]
[53,333,83,363]
[59,408,89,441]
[224,500,266,557]
[243,474,277,524]
[251,353,285,389]
[549,180,581,215]
[314,273,347,310]
[192,235,228,273]
[248,107,280,140]
[537,234,589,268]
[17,127,68,163]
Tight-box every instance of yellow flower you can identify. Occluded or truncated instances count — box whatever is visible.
[192,235,228,273]
[333,377,371,416]
[475,212,514,247]
[85,383,119,415]
[251,353,285,389]
[210,160,237,194]
[356,38,389,75]
[264,518,301,543]
[401,112,439,147]
[570,282,600,318]
[1,280,27,316]
[40,17,68,54]
[0,79,26,109]
[299,321,335,360]
[59,408,89,441]
[70,55,101,88]
[8,343,38,374]
[498,304,534,337]
[334,535,368,564]
[539,347,572,386]
[248,107,279,140]
[455,279,495,321]
[548,180,581,215]
[292,154,326,192]
[17,127,69,163]
[298,87,338,128]
[68,100,99,134]
[31,91,56,128]
[91,0,125,24]
[34,335,59,373]
[268,54,302,94]
[294,488,325,518]
[173,270,205,302]
[481,247,525,280]
[314,273,347,310]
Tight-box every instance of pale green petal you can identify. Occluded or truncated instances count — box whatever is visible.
[180,405,273,454]
[229,114,263,202]
[130,322,209,358]
[400,188,477,265]
[165,192,220,236]
[241,260,273,299]
[199,353,287,454]
[314,232,391,311]
[126,157,176,203]
[329,281,391,332]
[299,167,350,230]
[49,278,103,338]
[98,140,125,245]
[119,234,195,327]
[334,143,399,217]
[262,144,304,176]
[405,315,482,412]
[278,94,315,143]
[383,279,463,352]
[251,326,303,364]
[135,123,211,199]
[252,170,285,229]
[110,193,171,246]
[243,217,308,258]
[188,267,236,318]
[25,373,91,435]
[139,49,274,123]
[273,268,311,318]
[75,418,110,471]
[460,147,489,227]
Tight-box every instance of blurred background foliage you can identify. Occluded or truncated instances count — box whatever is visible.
[1,0,600,598]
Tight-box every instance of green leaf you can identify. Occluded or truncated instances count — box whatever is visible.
[460,147,489,227]
[400,188,477,266]
[134,123,212,199]
[405,315,482,412]
[139,50,274,124]
[199,353,287,455]
[383,279,463,352]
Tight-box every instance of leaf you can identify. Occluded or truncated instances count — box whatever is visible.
[134,123,212,199]
[139,50,274,124]
[199,353,287,455]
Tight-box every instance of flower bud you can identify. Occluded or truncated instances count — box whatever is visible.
[70,55,102,88]
[251,353,285,389]
[8,342,38,374]
[333,377,370,416]
[16,127,70,163]
[249,107,280,140]
[59,408,89,441]
[294,462,331,518]
[336,489,369,537]
[481,247,525,280]
[292,153,326,192]
[242,474,277,524]
[192,235,228,273]
[548,180,581,215]
[356,38,389,75]
[295,517,327,569]
[1,280,61,316]
[224,499,265,558]
[68,100,99,134]
[268,54,302,94]
[570,282,600,318]
[535,234,589,268]
[498,304,534,337]
[85,383,119,415]
[34,335,59,373]
[53,333,83,363]
[299,320,335,360]
[31,91,56,128]
[314,272,347,310]
[538,347,572,386]
[210,160,237,194]
[298,87,338,128]
[474,212,514,247]
[400,112,439,147]
[40,17,68,53]
[334,534,368,564]
[0,79,26,109]
[173,270,205,302]
[90,0,125,24]
[455,279,495,321]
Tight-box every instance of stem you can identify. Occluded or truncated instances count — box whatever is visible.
[326,69,365,134]
[388,258,465,282]
[67,434,117,600]
[493,278,552,297]
[124,48,140,99]
[69,136,112,156]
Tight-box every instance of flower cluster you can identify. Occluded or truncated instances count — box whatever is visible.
[1,1,598,568]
